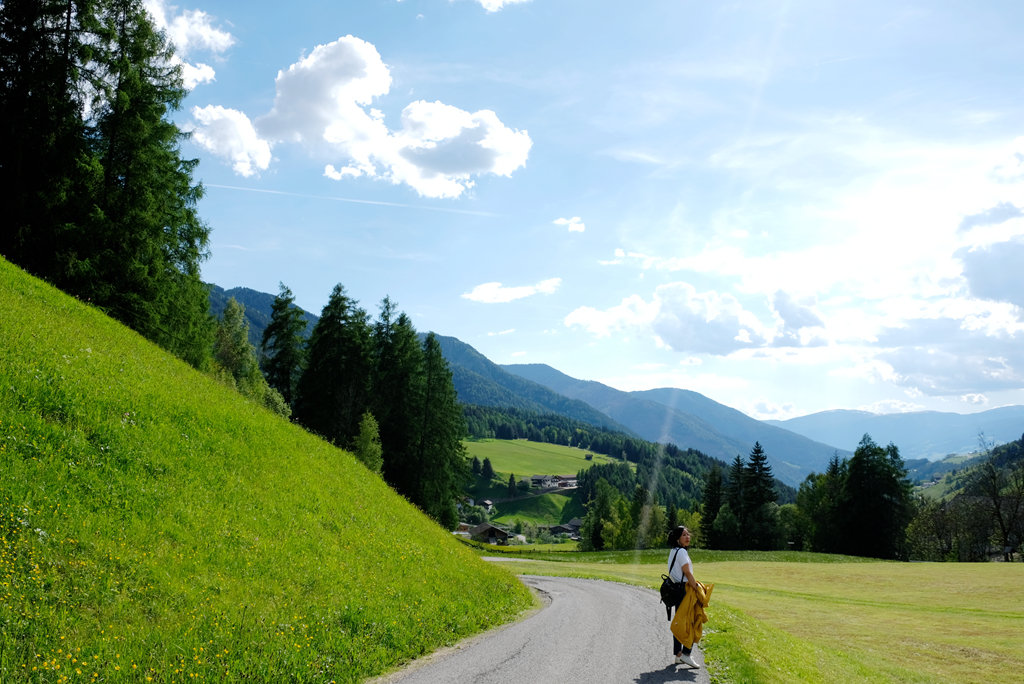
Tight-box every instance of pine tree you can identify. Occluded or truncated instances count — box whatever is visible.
[86,0,213,367]
[837,435,914,559]
[481,457,495,480]
[261,282,307,406]
[726,454,745,525]
[294,284,372,445]
[701,464,724,549]
[370,297,424,501]
[507,473,517,498]
[471,456,482,476]
[742,442,779,550]
[414,332,470,529]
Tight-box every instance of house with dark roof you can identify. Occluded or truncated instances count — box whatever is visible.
[469,523,510,545]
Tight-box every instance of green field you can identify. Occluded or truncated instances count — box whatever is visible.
[0,257,532,683]
[483,549,1023,684]
[464,438,625,478]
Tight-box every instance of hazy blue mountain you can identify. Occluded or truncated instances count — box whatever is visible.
[502,363,844,486]
[426,334,640,437]
[209,284,318,348]
[764,406,1024,461]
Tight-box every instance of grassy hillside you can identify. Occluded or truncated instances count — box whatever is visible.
[0,258,531,683]
[489,491,586,526]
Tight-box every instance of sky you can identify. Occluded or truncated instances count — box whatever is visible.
[149,0,1024,421]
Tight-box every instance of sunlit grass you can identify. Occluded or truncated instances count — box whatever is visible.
[0,257,532,683]
[485,550,1024,684]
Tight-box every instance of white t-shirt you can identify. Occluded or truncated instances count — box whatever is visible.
[668,546,692,584]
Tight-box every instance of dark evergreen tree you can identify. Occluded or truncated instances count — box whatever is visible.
[701,464,724,549]
[481,457,495,480]
[213,298,289,417]
[837,435,914,559]
[370,297,425,501]
[742,442,779,550]
[261,282,307,406]
[294,284,372,445]
[413,332,470,529]
[726,454,745,524]
[507,473,517,498]
[471,456,482,476]
[797,452,845,553]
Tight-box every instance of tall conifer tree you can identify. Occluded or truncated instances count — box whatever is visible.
[370,297,424,499]
[294,284,372,445]
[261,282,307,406]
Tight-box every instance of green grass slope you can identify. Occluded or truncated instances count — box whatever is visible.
[0,258,531,683]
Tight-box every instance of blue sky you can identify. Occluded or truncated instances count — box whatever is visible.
[151,0,1024,420]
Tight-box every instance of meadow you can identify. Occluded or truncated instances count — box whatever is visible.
[0,258,533,683]
[483,549,1023,684]
[463,438,623,479]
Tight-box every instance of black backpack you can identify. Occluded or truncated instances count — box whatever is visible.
[659,548,686,619]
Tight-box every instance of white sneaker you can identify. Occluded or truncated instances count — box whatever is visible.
[677,653,700,668]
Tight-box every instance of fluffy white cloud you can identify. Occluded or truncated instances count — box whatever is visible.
[565,282,767,355]
[144,1,234,88]
[462,278,560,303]
[554,216,585,232]
[194,36,530,197]
[190,106,271,177]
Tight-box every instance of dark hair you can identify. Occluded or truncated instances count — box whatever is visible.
[668,525,689,548]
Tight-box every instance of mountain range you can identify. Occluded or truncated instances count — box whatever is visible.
[764,407,1024,461]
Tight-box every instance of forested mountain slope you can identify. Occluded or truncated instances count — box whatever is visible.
[0,258,530,681]
[429,334,639,437]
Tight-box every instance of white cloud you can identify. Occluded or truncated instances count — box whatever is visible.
[565,282,768,355]
[554,216,585,232]
[744,399,797,421]
[471,0,531,12]
[231,36,531,198]
[856,399,926,414]
[144,1,234,88]
[190,106,271,177]
[960,393,989,405]
[487,329,515,336]
[462,277,561,303]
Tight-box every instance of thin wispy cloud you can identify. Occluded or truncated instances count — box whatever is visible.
[462,278,561,303]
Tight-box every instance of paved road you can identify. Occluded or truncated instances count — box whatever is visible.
[377,575,710,684]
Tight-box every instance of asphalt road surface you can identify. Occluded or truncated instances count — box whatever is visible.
[377,575,711,684]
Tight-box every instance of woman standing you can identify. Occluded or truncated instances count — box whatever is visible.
[667,525,700,668]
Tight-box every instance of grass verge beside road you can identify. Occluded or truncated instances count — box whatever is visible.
[482,549,1023,684]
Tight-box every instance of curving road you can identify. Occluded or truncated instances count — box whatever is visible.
[376,575,710,684]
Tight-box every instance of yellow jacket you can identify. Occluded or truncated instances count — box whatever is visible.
[670,581,714,649]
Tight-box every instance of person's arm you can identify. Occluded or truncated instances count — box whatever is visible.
[681,562,697,588]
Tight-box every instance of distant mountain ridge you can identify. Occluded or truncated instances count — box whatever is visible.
[765,406,1024,461]
[502,363,847,486]
[427,334,640,438]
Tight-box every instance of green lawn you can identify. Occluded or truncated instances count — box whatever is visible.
[464,438,626,479]
[482,549,1024,684]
